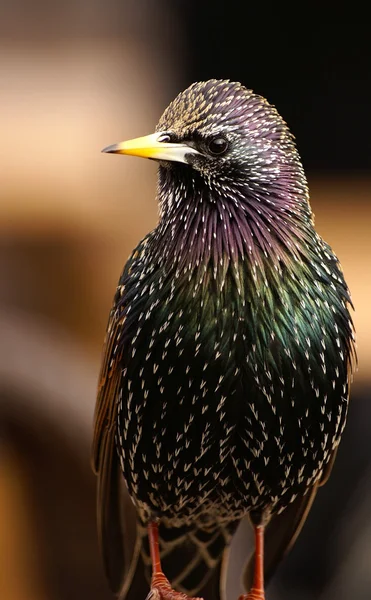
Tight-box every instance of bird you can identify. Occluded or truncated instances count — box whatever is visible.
[92,79,356,600]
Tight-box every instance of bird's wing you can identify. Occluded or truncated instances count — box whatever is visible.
[317,446,339,487]
[242,450,338,592]
[92,285,145,598]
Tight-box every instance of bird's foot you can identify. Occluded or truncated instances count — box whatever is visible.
[238,588,265,600]
[146,573,203,600]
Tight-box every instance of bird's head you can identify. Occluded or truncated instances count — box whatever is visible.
[103,79,306,194]
[103,80,313,266]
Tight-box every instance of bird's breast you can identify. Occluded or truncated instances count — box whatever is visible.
[115,253,350,522]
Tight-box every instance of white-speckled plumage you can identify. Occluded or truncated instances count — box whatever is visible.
[93,79,356,599]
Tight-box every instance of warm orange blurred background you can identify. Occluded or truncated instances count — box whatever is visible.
[0,4,370,600]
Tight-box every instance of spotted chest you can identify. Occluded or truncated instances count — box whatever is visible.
[112,239,352,525]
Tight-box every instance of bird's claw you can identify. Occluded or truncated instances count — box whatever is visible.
[238,589,265,600]
[147,584,203,600]
[146,590,161,600]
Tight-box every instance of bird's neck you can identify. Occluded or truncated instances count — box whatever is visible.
[152,166,317,282]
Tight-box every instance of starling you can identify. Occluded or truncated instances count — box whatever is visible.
[92,80,355,600]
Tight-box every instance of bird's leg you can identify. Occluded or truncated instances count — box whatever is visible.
[238,525,265,600]
[147,521,203,600]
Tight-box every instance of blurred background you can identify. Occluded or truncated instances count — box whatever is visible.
[0,2,370,600]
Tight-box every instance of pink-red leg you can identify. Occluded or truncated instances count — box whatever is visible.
[238,525,265,600]
[146,521,203,600]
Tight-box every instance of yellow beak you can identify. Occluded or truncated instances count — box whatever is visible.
[102,132,199,164]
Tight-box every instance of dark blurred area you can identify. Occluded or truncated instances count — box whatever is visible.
[0,3,370,600]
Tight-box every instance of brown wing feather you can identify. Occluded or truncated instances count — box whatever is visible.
[318,446,339,487]
[92,306,123,474]
[92,304,143,597]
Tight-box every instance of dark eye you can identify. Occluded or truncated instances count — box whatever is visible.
[208,137,229,156]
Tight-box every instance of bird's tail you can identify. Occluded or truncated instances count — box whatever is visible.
[124,520,239,600]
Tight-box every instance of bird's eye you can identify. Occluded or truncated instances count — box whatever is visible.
[207,137,229,156]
